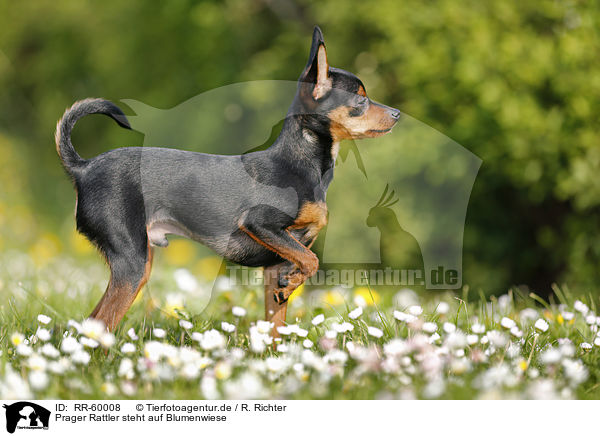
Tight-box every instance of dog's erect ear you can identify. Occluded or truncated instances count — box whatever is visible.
[299,26,331,101]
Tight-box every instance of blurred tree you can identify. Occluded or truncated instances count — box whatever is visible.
[0,0,598,295]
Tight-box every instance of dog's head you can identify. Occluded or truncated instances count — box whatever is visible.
[297,26,400,142]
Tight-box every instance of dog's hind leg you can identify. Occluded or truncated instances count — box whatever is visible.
[90,240,153,331]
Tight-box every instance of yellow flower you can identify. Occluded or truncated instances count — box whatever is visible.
[163,294,185,317]
[519,360,528,371]
[557,314,564,325]
[288,283,304,303]
[322,290,345,306]
[543,310,554,321]
[353,287,380,306]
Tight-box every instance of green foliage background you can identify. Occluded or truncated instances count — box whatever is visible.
[0,0,598,296]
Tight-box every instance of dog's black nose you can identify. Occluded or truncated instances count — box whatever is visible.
[390,109,401,120]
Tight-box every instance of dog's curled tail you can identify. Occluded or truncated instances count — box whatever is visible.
[55,98,131,177]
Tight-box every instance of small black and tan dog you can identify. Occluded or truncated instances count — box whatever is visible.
[55,26,400,334]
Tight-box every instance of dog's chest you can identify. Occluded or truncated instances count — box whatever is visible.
[289,201,328,241]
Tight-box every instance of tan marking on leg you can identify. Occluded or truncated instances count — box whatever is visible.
[90,243,154,332]
[289,201,328,241]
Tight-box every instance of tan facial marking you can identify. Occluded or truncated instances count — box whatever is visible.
[329,102,395,141]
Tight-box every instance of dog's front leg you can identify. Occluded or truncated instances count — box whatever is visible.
[263,262,293,339]
[240,217,319,335]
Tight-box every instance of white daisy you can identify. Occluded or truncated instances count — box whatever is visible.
[422,322,437,333]
[72,350,91,365]
[153,328,166,338]
[118,358,135,379]
[471,323,485,334]
[10,333,24,347]
[256,321,273,334]
[429,332,441,343]
[179,319,193,330]
[500,317,516,329]
[574,300,589,315]
[81,318,105,340]
[303,339,313,348]
[367,326,384,338]
[445,331,467,349]
[393,311,416,323]
[232,306,247,317]
[467,334,479,345]
[348,307,363,319]
[127,328,139,340]
[408,305,423,316]
[79,337,99,348]
[200,329,225,351]
[27,354,47,372]
[67,320,82,333]
[37,314,52,325]
[28,371,49,391]
[120,343,136,354]
[61,336,81,354]
[510,326,523,338]
[35,328,51,342]
[41,343,60,358]
[311,314,325,326]
[534,319,549,332]
[221,321,236,333]
[436,302,450,314]
[540,348,561,365]
[277,325,291,336]
[99,332,115,348]
[16,344,33,356]
[443,322,457,333]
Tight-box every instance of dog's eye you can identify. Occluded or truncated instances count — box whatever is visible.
[349,96,368,117]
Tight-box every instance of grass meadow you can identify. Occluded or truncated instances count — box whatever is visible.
[1,236,600,400]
